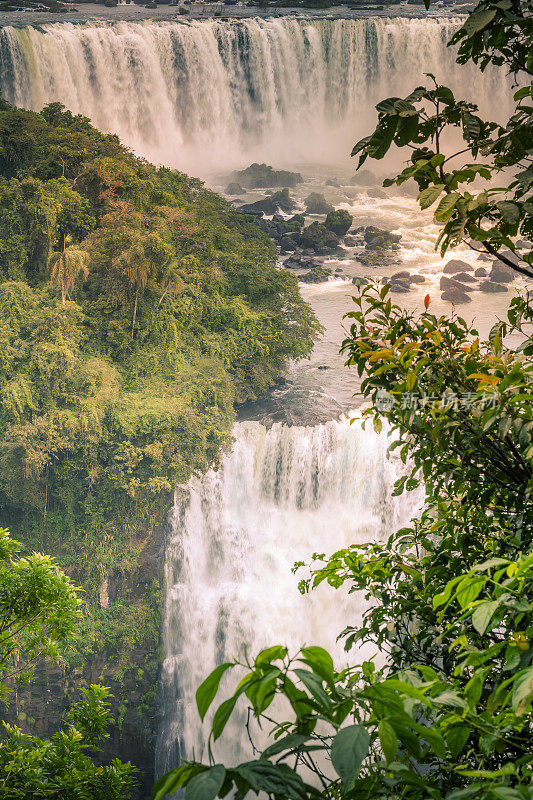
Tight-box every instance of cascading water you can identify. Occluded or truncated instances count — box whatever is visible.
[156,416,420,778]
[0,17,507,174]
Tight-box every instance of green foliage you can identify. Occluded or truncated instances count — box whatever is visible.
[351,0,532,276]
[155,4,533,798]
[0,685,137,799]
[0,526,80,698]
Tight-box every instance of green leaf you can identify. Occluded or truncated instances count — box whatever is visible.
[462,7,497,35]
[294,668,332,709]
[378,719,398,763]
[446,725,470,759]
[299,646,335,686]
[196,663,234,721]
[331,725,370,785]
[496,201,521,225]
[435,193,460,222]
[255,645,287,666]
[236,762,307,799]
[152,765,207,800]
[472,600,500,635]
[212,696,239,740]
[185,765,225,800]
[261,734,309,760]
[512,667,533,715]
[418,185,445,210]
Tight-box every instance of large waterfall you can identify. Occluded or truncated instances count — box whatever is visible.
[156,417,419,777]
[0,16,505,174]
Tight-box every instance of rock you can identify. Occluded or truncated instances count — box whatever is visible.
[317,365,331,370]
[367,188,387,199]
[349,168,376,186]
[240,188,295,216]
[299,222,340,254]
[477,253,493,262]
[240,198,276,215]
[364,226,401,249]
[299,266,332,284]
[279,235,299,253]
[286,214,305,231]
[230,163,303,189]
[454,271,477,283]
[490,262,515,283]
[440,276,465,291]
[325,209,353,237]
[352,276,369,285]
[479,281,508,293]
[326,178,341,187]
[443,259,474,274]
[225,182,245,194]
[475,267,487,277]
[441,287,472,304]
[304,192,334,215]
[517,239,532,249]
[390,282,410,293]
[410,274,426,283]
[343,235,360,246]
[391,270,411,281]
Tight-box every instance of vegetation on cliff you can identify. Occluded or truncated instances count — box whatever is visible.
[0,97,319,772]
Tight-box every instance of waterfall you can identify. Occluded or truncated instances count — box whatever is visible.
[0,17,507,175]
[156,416,419,778]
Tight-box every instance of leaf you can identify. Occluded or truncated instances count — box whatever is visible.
[294,668,332,709]
[418,185,444,210]
[496,201,521,225]
[446,725,470,759]
[152,765,207,800]
[236,761,307,799]
[331,725,370,785]
[299,646,335,686]
[196,663,234,721]
[435,193,460,222]
[255,645,287,666]
[212,695,239,740]
[432,691,468,709]
[471,600,500,635]
[261,734,309,760]
[378,719,398,763]
[462,7,497,35]
[512,667,533,715]
[185,765,226,800]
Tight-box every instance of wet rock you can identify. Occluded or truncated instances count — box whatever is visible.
[410,274,426,283]
[352,276,369,285]
[240,188,296,217]
[231,163,303,188]
[443,259,474,274]
[225,182,245,194]
[391,270,411,281]
[477,252,493,262]
[304,192,335,215]
[349,168,376,186]
[343,234,360,246]
[390,282,410,293]
[454,271,477,283]
[364,226,401,249]
[475,267,488,277]
[317,364,331,370]
[490,262,515,283]
[517,239,532,249]
[326,178,341,187]
[287,214,305,231]
[299,221,341,254]
[441,287,472,304]
[479,281,508,293]
[367,188,388,199]
[299,266,332,283]
[325,209,353,237]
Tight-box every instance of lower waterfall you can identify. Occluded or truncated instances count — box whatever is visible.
[156,416,419,778]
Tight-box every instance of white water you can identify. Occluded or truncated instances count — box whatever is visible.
[156,417,419,776]
[0,16,507,175]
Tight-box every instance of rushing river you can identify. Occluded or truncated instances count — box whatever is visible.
[0,13,520,783]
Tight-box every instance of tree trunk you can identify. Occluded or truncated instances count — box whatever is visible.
[132,287,139,339]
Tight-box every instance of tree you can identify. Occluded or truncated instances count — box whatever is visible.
[49,244,90,304]
[0,526,137,798]
[153,2,533,799]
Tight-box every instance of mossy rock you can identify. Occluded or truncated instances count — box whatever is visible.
[304,193,334,215]
[325,209,353,237]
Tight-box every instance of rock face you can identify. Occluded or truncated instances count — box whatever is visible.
[231,163,303,188]
[490,262,515,283]
[479,281,508,293]
[304,192,334,215]
[225,182,245,194]
[325,209,353,236]
[443,259,474,274]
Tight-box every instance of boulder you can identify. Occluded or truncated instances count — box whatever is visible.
[240,188,295,216]
[443,259,474,274]
[299,266,332,284]
[441,287,472,304]
[299,222,340,254]
[475,267,487,277]
[349,168,376,186]
[326,178,341,187]
[325,209,353,237]
[364,226,401,249]
[231,163,303,189]
[390,282,410,293]
[352,276,369,285]
[479,281,508,293]
[440,276,464,291]
[490,262,515,283]
[367,188,388,199]
[279,235,300,253]
[410,274,426,283]
[517,239,532,249]
[304,193,335,215]
[343,235,360,246]
[391,271,411,281]
[477,253,493,262]
[225,182,245,194]
[454,271,477,283]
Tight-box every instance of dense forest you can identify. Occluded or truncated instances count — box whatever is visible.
[0,98,319,789]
